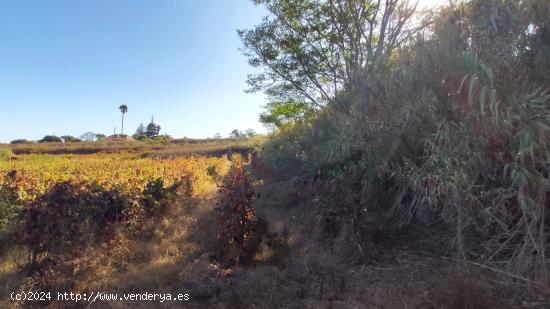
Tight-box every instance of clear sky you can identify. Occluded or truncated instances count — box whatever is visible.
[0,0,267,142]
[0,0,445,143]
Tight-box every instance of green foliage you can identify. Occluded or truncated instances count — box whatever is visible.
[249,0,550,282]
[22,176,188,275]
[245,129,257,137]
[24,181,128,269]
[152,135,172,142]
[119,104,128,135]
[131,119,162,139]
[39,135,63,143]
[230,129,244,138]
[134,134,150,141]
[145,118,161,138]
[214,155,266,266]
[80,132,99,141]
[10,139,31,145]
[239,0,419,109]
[0,149,16,162]
[142,178,182,211]
[207,164,218,179]
[259,99,315,130]
[0,171,23,231]
[133,123,148,140]
[61,135,81,143]
[228,129,257,138]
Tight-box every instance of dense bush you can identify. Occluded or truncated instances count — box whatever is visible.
[20,176,189,290]
[39,135,62,143]
[10,139,31,144]
[23,182,129,270]
[247,0,550,283]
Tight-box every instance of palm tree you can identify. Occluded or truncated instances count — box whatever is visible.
[119,104,128,135]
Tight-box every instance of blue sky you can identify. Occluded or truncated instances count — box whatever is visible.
[0,0,267,142]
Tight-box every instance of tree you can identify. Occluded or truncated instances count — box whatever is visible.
[80,132,98,141]
[239,0,420,111]
[10,139,31,144]
[133,123,148,140]
[214,133,222,139]
[95,134,106,141]
[39,135,62,143]
[135,123,145,135]
[145,118,161,138]
[230,129,244,138]
[61,135,81,143]
[119,104,128,135]
[245,129,257,137]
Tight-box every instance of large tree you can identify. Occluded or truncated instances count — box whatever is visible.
[239,0,420,111]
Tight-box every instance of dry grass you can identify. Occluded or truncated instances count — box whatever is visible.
[226,162,547,309]
[1,151,546,308]
[0,181,221,307]
[0,245,27,308]
[6,138,257,157]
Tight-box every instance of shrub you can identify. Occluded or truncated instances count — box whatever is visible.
[23,182,129,272]
[142,177,186,211]
[39,135,62,143]
[60,135,81,143]
[123,177,189,236]
[214,154,266,266]
[10,139,31,144]
[133,133,150,141]
[152,135,171,142]
[0,170,23,231]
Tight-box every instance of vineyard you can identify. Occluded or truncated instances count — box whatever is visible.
[0,153,231,202]
[0,152,242,307]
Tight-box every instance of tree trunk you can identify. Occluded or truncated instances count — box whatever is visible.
[121,114,125,135]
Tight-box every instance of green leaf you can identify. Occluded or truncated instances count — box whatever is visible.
[479,63,494,84]
[535,120,550,132]
[458,74,469,95]
[489,89,498,124]
[480,86,487,116]
[468,74,477,107]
